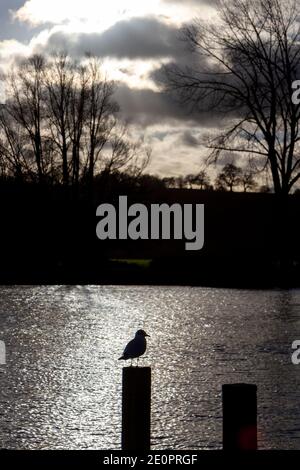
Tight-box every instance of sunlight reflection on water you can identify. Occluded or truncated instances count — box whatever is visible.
[0,285,300,449]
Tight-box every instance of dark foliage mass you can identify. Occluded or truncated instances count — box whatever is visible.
[0,177,299,286]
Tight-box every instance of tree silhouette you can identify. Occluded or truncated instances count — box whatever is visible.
[164,0,300,195]
[240,169,258,193]
[184,170,211,189]
[5,55,46,183]
[215,163,242,192]
[0,54,149,187]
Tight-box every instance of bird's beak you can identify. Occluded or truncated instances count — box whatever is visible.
[146,334,150,337]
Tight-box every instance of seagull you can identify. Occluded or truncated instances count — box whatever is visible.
[118,330,150,366]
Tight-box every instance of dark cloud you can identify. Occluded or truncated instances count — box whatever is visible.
[43,17,187,60]
[180,130,199,147]
[24,13,226,130]
[115,84,188,126]
[150,57,239,129]
[31,9,236,131]
[115,83,226,128]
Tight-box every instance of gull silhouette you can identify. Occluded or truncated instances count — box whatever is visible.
[118,330,150,366]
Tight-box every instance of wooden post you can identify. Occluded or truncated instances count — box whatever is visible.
[222,383,257,450]
[122,367,151,451]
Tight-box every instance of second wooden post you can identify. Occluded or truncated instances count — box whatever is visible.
[222,383,257,450]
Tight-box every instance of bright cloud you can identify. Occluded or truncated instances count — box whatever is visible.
[12,0,210,33]
[143,124,206,177]
[0,38,27,58]
[13,0,161,31]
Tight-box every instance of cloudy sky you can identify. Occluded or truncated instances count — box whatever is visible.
[0,0,219,176]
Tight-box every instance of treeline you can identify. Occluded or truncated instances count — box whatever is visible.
[161,164,268,193]
[0,53,150,188]
[0,161,273,196]
[123,164,272,194]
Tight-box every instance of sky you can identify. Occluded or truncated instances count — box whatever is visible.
[0,0,220,177]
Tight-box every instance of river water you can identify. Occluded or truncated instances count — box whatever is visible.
[0,285,300,449]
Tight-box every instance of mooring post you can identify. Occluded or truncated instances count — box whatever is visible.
[122,367,151,451]
[222,383,257,450]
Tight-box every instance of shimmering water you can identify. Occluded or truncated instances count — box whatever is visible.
[0,285,300,449]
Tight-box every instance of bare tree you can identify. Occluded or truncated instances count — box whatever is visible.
[83,58,119,187]
[164,0,300,195]
[0,106,32,180]
[45,53,74,185]
[174,176,186,189]
[162,176,176,188]
[241,169,258,192]
[69,65,89,187]
[0,54,150,188]
[215,163,242,191]
[5,55,47,182]
[185,170,211,189]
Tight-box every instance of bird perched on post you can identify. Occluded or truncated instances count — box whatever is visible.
[119,330,150,366]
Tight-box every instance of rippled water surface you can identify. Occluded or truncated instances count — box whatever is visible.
[0,285,300,449]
